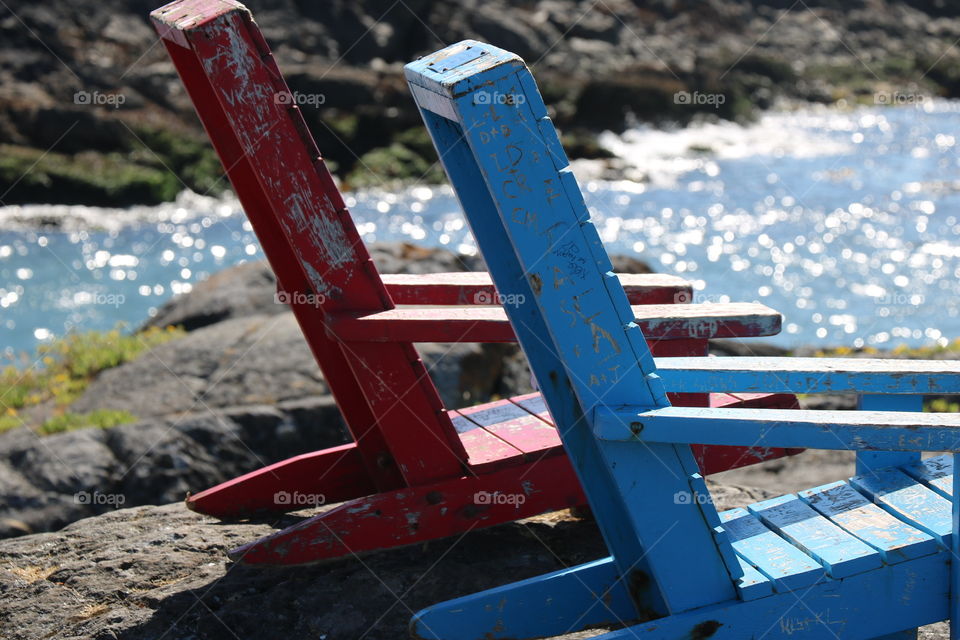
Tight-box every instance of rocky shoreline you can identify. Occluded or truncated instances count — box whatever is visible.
[3,238,955,542]
[0,243,955,638]
[3,0,960,205]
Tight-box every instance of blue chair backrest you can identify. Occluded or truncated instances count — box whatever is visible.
[405,41,742,614]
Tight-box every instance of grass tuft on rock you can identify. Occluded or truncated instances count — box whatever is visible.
[38,409,137,436]
[0,326,184,435]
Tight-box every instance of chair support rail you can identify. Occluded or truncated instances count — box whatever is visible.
[655,357,960,395]
[594,405,960,452]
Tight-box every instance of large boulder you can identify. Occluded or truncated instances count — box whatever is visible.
[0,401,347,538]
[3,243,657,540]
[0,481,795,640]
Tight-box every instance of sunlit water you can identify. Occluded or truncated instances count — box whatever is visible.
[2,100,960,354]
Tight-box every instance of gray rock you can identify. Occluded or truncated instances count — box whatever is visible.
[72,314,327,418]
[145,260,282,332]
[0,398,352,540]
[709,338,789,357]
[0,480,780,640]
[14,429,117,497]
[1,488,947,639]
[106,415,250,506]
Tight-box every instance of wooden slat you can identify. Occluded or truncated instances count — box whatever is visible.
[902,454,953,499]
[329,302,782,343]
[381,272,691,306]
[410,557,640,640]
[849,469,953,544]
[695,392,802,475]
[655,356,960,394]
[511,393,553,424]
[797,481,938,563]
[594,405,960,452]
[718,508,824,591]
[748,494,882,578]
[513,390,802,473]
[457,400,560,457]
[727,554,775,601]
[450,414,524,472]
[231,453,585,565]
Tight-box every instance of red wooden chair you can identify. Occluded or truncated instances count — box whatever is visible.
[150,0,800,566]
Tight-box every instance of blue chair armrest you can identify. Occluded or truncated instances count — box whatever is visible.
[595,405,960,451]
[654,357,960,395]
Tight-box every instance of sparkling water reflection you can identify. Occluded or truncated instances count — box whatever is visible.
[1,101,959,353]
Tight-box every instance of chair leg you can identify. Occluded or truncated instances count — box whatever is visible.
[186,443,377,518]
[410,557,638,640]
[952,451,960,640]
[855,395,922,475]
[868,632,916,639]
[229,453,584,565]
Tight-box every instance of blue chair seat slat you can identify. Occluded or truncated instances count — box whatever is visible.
[748,494,883,579]
[719,507,825,591]
[727,552,775,601]
[798,480,938,564]
[901,454,953,499]
[849,468,953,545]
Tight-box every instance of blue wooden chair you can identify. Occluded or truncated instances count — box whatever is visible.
[404,41,960,640]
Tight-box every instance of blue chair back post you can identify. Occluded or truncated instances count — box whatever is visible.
[405,42,740,616]
[856,395,922,475]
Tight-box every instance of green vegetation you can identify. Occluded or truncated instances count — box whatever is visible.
[928,398,960,413]
[0,326,185,435]
[804,340,960,414]
[0,144,180,207]
[345,127,445,188]
[126,126,226,197]
[38,409,138,436]
[0,125,226,207]
[807,338,960,359]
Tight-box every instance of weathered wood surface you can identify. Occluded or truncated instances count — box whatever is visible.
[228,453,584,565]
[330,302,782,343]
[185,443,375,518]
[798,480,937,563]
[748,493,882,578]
[381,272,691,305]
[719,507,824,591]
[656,356,960,394]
